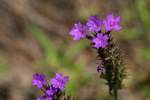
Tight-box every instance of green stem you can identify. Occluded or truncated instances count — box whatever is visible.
[114,89,118,100]
[114,67,119,100]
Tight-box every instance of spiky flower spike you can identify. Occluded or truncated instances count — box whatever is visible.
[32,73,77,100]
[69,14,126,100]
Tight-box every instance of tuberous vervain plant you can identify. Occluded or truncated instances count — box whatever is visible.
[69,13,126,100]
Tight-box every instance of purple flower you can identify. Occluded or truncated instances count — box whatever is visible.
[103,14,121,31]
[69,22,86,40]
[50,73,69,91]
[92,34,109,49]
[32,73,47,89]
[45,97,52,100]
[37,96,43,100]
[32,73,69,99]
[37,95,52,100]
[86,16,102,32]
[46,87,57,96]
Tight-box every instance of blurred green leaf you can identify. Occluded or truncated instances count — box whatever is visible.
[65,71,79,96]
[140,84,150,100]
[121,28,141,40]
[139,48,150,60]
[136,0,150,37]
[30,26,60,68]
[0,63,8,73]
[64,40,88,63]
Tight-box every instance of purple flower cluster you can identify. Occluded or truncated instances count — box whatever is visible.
[51,73,69,91]
[86,16,102,33]
[103,14,121,32]
[69,13,124,98]
[32,74,47,89]
[92,34,109,49]
[69,14,121,49]
[69,22,86,40]
[32,73,69,100]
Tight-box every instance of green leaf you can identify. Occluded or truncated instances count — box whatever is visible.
[136,0,150,37]
[140,84,150,100]
[65,40,88,62]
[139,48,150,60]
[30,25,60,68]
[0,63,8,73]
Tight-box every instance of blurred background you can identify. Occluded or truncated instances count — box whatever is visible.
[0,0,150,100]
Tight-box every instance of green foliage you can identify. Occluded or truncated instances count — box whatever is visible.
[0,63,8,73]
[121,28,141,40]
[140,84,150,100]
[136,0,150,37]
[0,58,8,73]
[139,48,150,60]
[121,1,150,99]
[31,26,60,68]
[121,0,150,40]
